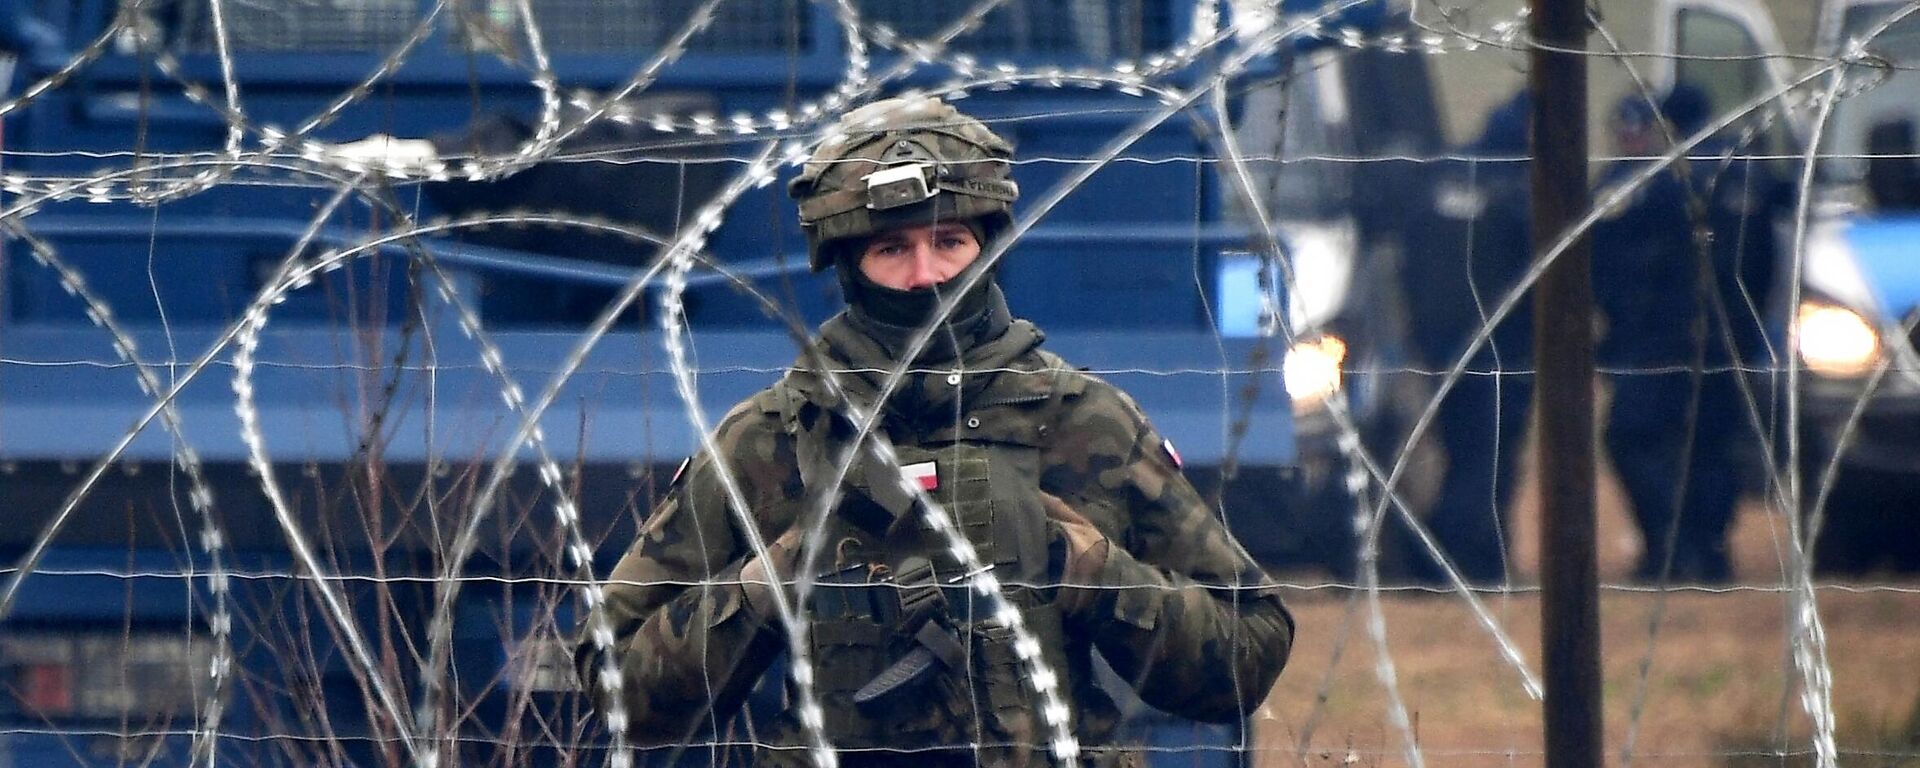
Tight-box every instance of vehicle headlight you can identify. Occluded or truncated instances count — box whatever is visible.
[1794,301,1882,378]
[1281,221,1357,331]
[1285,334,1347,410]
[1803,221,1877,310]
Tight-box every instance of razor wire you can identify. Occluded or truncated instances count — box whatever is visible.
[0,0,1915,767]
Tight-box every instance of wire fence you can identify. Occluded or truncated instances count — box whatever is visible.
[0,0,1917,766]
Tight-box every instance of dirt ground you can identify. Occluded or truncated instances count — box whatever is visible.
[1253,582,1918,767]
[1252,476,1920,768]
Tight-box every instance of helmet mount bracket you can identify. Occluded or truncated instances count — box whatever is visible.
[864,163,937,211]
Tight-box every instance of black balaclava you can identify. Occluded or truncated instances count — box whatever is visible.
[833,216,1011,363]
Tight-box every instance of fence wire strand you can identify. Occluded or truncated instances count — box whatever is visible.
[0,0,1916,766]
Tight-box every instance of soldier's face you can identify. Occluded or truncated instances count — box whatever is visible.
[857,222,980,291]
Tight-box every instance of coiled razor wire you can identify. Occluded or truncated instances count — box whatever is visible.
[229,178,429,763]
[401,3,1099,766]
[0,4,1605,760]
[0,0,1910,765]
[224,207,691,768]
[145,0,450,199]
[800,3,1386,762]
[1353,36,1920,764]
[0,164,446,764]
[0,221,235,767]
[0,165,653,764]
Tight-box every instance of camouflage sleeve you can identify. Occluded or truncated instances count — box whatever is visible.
[1042,379,1296,723]
[578,395,798,744]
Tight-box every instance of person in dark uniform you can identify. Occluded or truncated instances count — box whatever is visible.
[1396,89,1535,585]
[1594,83,1786,583]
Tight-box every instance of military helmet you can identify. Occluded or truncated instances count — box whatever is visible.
[789,96,1019,271]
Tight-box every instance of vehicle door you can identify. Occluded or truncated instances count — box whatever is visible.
[1651,0,1804,149]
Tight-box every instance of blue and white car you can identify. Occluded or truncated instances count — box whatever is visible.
[1789,0,1920,573]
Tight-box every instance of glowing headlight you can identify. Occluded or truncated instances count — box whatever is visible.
[1282,222,1357,331]
[1794,301,1882,377]
[1803,221,1875,310]
[1285,335,1347,410]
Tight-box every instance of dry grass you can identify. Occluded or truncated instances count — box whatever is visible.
[1252,496,1920,767]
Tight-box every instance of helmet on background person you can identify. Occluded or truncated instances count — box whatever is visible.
[1610,82,1713,155]
[787,96,1020,273]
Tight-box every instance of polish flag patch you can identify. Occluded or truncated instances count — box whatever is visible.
[1162,438,1183,469]
[903,461,939,491]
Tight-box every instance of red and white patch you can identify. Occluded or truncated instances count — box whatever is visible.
[1161,438,1184,469]
[903,461,939,491]
[669,457,691,486]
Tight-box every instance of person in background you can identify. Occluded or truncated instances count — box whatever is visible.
[1594,83,1786,584]
[1865,117,1920,211]
[1395,88,1535,585]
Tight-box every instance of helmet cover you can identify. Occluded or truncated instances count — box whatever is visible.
[789,96,1018,270]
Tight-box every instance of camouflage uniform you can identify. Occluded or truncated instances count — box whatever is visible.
[581,97,1294,767]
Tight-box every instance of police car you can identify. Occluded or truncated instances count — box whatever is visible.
[1788,0,1920,574]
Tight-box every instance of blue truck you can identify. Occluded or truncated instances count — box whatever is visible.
[0,1,1345,765]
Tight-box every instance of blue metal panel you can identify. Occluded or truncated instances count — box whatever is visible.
[0,549,197,622]
[0,0,1299,582]
[0,323,1292,465]
[1847,214,1920,316]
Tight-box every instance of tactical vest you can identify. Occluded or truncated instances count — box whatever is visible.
[754,360,1093,768]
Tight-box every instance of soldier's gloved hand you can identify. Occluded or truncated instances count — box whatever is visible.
[739,526,807,625]
[1039,492,1112,617]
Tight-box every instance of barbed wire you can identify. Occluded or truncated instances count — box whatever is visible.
[9,565,1920,595]
[0,0,1916,766]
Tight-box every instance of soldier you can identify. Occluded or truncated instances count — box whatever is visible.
[579,96,1295,767]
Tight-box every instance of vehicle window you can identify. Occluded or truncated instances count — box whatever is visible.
[858,0,1174,60]
[1821,4,1920,183]
[158,0,1169,59]
[160,0,807,54]
[480,0,805,54]
[1675,8,1767,119]
[1673,7,1802,157]
[162,0,416,52]
[1233,52,1356,220]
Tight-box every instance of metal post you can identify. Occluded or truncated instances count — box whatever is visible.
[1528,0,1602,767]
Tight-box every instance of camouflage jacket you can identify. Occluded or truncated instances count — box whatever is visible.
[582,315,1295,766]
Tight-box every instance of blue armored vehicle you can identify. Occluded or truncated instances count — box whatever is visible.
[0,1,1362,765]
